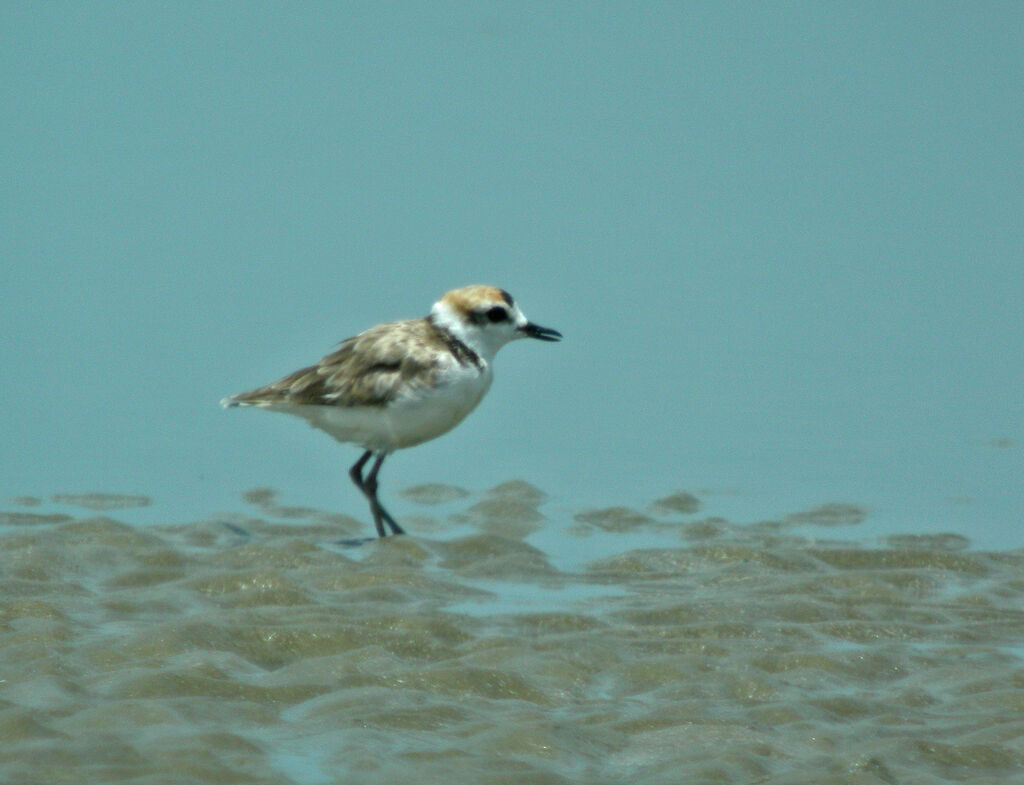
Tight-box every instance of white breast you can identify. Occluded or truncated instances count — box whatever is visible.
[282,360,493,451]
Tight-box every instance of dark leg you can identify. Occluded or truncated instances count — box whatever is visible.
[348,450,404,537]
[364,452,405,536]
[349,450,373,487]
[349,449,384,537]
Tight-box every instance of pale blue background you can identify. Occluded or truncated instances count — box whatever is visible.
[3,3,1021,547]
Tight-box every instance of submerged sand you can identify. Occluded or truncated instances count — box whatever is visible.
[1,486,1022,784]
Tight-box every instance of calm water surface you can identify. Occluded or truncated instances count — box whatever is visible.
[2,485,1022,785]
[4,5,1024,783]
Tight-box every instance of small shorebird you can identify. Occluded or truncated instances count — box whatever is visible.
[222,285,561,537]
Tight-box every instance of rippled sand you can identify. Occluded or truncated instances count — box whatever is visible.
[2,486,1023,784]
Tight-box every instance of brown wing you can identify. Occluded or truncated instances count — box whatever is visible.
[225,319,445,408]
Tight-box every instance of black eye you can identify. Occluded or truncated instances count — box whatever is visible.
[485,306,508,323]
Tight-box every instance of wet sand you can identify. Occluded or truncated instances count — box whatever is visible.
[2,486,1023,784]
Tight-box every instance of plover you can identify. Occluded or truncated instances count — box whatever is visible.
[222,285,562,537]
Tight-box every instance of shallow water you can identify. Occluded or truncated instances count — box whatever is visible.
[2,486,1023,785]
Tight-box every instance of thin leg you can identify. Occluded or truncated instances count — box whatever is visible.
[349,450,373,487]
[349,449,385,537]
[348,450,404,537]
[364,452,405,536]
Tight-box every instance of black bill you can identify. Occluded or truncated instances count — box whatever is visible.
[520,322,562,342]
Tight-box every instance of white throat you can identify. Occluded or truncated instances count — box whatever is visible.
[429,300,506,362]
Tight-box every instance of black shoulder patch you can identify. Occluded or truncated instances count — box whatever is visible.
[426,317,483,369]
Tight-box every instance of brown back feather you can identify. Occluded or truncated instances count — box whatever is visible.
[227,319,450,408]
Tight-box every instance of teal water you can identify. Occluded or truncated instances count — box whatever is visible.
[3,4,1020,549]
[2,488,1024,784]
[2,4,1023,782]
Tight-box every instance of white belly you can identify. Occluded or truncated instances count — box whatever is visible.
[276,365,492,451]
